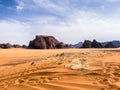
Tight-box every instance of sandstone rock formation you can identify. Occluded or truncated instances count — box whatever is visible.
[91,39,103,48]
[28,35,65,49]
[55,42,64,48]
[82,40,92,48]
[0,43,12,49]
[82,39,103,48]
[22,45,27,48]
[104,42,116,48]
[12,44,22,48]
[0,43,28,49]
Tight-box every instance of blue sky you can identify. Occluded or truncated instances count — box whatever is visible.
[0,0,120,45]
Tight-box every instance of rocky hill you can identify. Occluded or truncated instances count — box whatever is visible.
[28,35,65,49]
[82,39,103,48]
[101,40,120,47]
[91,39,103,48]
[0,43,12,49]
[104,42,117,48]
[0,43,27,49]
[71,40,119,48]
[82,40,92,48]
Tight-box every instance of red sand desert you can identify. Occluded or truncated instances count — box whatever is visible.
[0,48,120,90]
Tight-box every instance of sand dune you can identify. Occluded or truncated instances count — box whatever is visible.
[0,48,120,90]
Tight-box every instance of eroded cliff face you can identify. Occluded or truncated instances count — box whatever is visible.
[28,35,65,49]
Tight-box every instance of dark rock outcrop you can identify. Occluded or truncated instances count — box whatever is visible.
[28,35,64,49]
[82,39,103,48]
[101,40,120,47]
[82,40,92,48]
[0,43,12,49]
[0,44,4,48]
[55,42,64,48]
[22,45,27,48]
[12,44,22,48]
[91,39,103,48]
[104,42,116,48]
[0,43,28,49]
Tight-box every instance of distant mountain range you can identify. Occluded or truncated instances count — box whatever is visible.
[70,40,120,48]
[69,42,83,48]
[101,40,120,47]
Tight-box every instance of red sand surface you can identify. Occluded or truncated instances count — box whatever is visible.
[0,48,120,90]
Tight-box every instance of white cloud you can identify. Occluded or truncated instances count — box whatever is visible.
[0,9,120,45]
[16,0,25,11]
[0,20,31,45]
[105,0,120,2]
[0,0,120,45]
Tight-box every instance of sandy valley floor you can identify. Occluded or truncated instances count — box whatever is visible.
[0,48,120,90]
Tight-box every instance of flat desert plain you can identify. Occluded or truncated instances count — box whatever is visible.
[0,48,120,90]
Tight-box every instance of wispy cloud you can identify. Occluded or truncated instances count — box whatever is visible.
[15,0,25,11]
[32,0,71,13]
[105,0,120,2]
[1,10,120,44]
[0,0,120,45]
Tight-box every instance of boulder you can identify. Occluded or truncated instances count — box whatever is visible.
[28,35,64,49]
